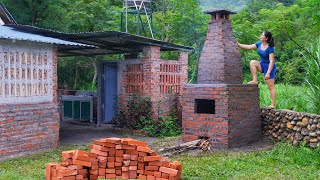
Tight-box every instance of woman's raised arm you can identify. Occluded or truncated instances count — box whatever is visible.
[236,40,257,50]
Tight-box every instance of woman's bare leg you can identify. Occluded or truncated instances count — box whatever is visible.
[266,79,276,108]
[248,60,262,84]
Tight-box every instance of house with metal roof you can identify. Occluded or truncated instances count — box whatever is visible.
[0,3,192,160]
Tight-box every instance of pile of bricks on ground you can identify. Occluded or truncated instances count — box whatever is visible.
[46,138,182,180]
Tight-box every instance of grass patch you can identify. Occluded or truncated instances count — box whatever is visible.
[0,145,89,180]
[1,143,320,179]
[175,143,320,180]
[259,83,312,113]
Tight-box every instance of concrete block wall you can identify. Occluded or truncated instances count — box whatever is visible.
[0,48,60,161]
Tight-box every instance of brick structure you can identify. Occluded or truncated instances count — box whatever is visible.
[0,44,60,160]
[182,9,261,148]
[117,46,188,119]
[46,138,183,180]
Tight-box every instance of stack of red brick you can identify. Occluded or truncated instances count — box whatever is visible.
[46,138,182,180]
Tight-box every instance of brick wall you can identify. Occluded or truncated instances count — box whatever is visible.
[181,84,260,149]
[0,47,60,161]
[197,19,242,84]
[117,46,188,119]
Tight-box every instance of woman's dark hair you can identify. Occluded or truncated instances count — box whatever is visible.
[263,31,274,47]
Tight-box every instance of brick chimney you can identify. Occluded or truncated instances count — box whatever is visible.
[197,9,243,84]
[181,9,261,149]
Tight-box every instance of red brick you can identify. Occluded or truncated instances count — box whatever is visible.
[90,149,108,157]
[109,148,116,156]
[148,162,163,166]
[89,174,98,180]
[115,157,123,162]
[73,160,91,167]
[106,157,114,162]
[123,160,131,166]
[105,169,116,174]
[115,145,123,149]
[131,155,138,161]
[129,166,138,170]
[162,173,169,178]
[116,169,122,175]
[76,175,84,179]
[123,145,137,150]
[137,175,147,180]
[129,170,137,179]
[122,166,129,172]
[147,175,156,180]
[57,169,77,177]
[123,154,131,160]
[144,156,161,162]
[130,161,138,166]
[138,162,145,170]
[97,176,105,179]
[62,150,75,160]
[61,176,76,180]
[155,178,168,180]
[115,150,124,157]
[100,137,122,144]
[115,162,122,167]
[98,168,105,176]
[91,165,98,170]
[46,162,58,180]
[68,165,83,170]
[73,150,92,162]
[126,149,139,155]
[154,171,162,178]
[138,152,147,156]
[105,173,116,179]
[144,171,154,176]
[137,146,152,153]
[137,170,145,174]
[138,157,144,162]
[145,166,159,171]
[91,144,109,152]
[89,169,98,175]
[107,162,115,168]
[122,171,129,179]
[159,167,178,176]
[97,156,107,163]
[169,163,177,170]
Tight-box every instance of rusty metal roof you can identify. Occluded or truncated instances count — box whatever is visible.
[6,24,193,57]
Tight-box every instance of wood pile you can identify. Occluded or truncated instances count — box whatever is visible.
[46,138,182,180]
[262,108,320,148]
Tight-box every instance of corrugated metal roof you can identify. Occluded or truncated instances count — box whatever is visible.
[0,26,93,47]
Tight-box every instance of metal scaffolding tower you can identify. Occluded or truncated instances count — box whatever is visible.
[121,0,154,39]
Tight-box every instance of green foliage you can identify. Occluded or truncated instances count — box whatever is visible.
[233,0,320,84]
[114,95,153,129]
[302,38,320,114]
[158,115,181,137]
[259,83,311,113]
[114,95,181,137]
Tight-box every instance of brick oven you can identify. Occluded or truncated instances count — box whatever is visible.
[181,9,261,148]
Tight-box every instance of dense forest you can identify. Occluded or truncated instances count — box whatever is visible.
[1,0,319,88]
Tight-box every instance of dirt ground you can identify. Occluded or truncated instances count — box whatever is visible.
[60,120,274,155]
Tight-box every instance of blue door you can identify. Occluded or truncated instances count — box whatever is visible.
[104,63,118,124]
